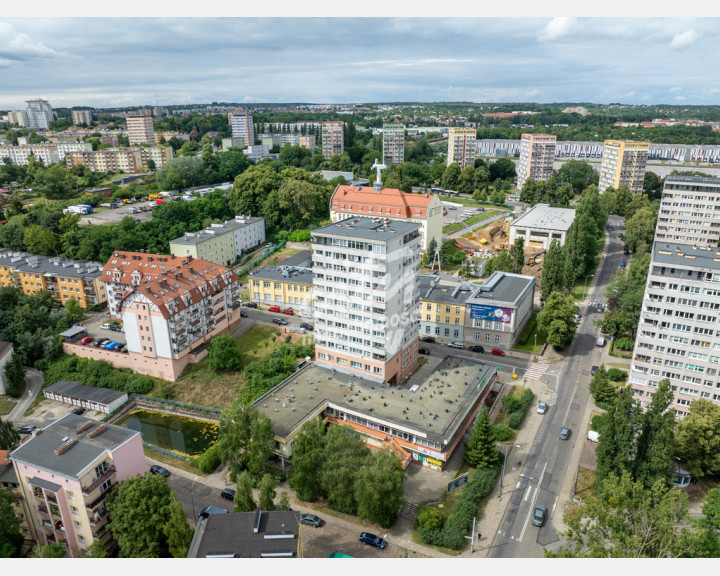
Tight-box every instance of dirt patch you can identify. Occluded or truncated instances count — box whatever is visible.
[578,440,598,471]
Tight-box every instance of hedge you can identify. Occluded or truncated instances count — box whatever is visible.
[43,354,154,395]
[189,443,222,473]
[607,368,627,381]
[490,424,513,442]
[506,388,535,430]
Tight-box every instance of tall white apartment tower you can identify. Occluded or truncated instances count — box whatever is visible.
[26,99,53,130]
[383,124,405,165]
[447,128,476,170]
[126,114,155,145]
[517,133,557,189]
[654,175,720,247]
[321,121,344,159]
[228,110,254,147]
[312,216,422,385]
[598,140,649,194]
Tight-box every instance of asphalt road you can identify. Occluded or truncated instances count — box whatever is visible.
[489,214,626,558]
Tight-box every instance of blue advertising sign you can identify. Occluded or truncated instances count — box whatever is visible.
[469,304,512,323]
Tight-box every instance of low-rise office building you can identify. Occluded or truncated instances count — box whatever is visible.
[418,275,475,343]
[249,251,314,313]
[509,204,575,249]
[170,216,265,266]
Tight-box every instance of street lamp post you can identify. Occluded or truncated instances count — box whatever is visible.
[500,444,521,493]
[190,476,199,525]
[583,274,594,299]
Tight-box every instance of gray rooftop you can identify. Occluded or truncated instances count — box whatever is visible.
[510,204,575,232]
[418,275,477,306]
[10,413,140,478]
[652,242,720,271]
[170,217,264,246]
[466,271,535,307]
[254,357,494,448]
[664,175,720,186]
[0,251,102,281]
[45,380,127,406]
[249,251,313,285]
[313,216,420,242]
[187,509,300,558]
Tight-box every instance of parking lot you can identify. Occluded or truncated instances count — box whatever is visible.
[75,313,126,348]
[442,201,485,227]
[78,200,158,226]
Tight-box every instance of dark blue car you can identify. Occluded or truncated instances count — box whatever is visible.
[360,532,386,549]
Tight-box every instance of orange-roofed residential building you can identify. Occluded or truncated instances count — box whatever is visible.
[329,183,443,251]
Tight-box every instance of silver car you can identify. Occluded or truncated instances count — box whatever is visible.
[537,401,548,415]
[448,342,464,349]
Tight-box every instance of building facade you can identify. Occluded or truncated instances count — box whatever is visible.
[509,204,575,249]
[312,217,422,385]
[329,184,443,251]
[516,133,557,189]
[598,140,650,194]
[125,114,155,145]
[418,276,474,343]
[0,143,92,166]
[447,128,476,170]
[5,110,29,127]
[228,110,254,145]
[71,110,93,126]
[221,137,246,151]
[9,414,146,557]
[65,147,173,173]
[321,121,344,159]
[249,251,314,313]
[655,175,720,247]
[0,450,35,546]
[26,99,53,131]
[383,124,405,165]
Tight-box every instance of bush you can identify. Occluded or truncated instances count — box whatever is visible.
[607,368,627,381]
[287,230,312,242]
[591,413,609,433]
[595,401,615,412]
[508,411,524,429]
[43,354,153,395]
[502,395,523,413]
[191,444,222,473]
[416,506,445,530]
[490,424,513,442]
[614,337,634,351]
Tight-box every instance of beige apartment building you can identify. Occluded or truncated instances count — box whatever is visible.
[383,124,405,165]
[126,114,155,145]
[516,133,557,189]
[447,128,476,170]
[322,121,344,159]
[598,140,649,194]
[71,110,93,125]
[65,147,173,173]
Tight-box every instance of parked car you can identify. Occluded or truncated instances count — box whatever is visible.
[421,337,436,343]
[268,305,281,313]
[281,308,294,315]
[221,488,235,501]
[272,318,288,326]
[560,427,571,440]
[149,465,169,477]
[624,247,630,256]
[617,233,623,238]
[532,504,547,527]
[299,323,313,331]
[240,311,248,318]
[299,311,312,318]
[468,345,485,353]
[418,348,430,355]
[105,341,122,351]
[359,532,386,550]
[71,407,85,415]
[537,401,548,415]
[109,324,122,332]
[93,338,110,347]
[118,345,128,353]
[491,348,505,356]
[79,336,94,345]
[591,365,599,375]
[620,261,626,269]
[100,323,112,330]
[596,337,606,347]
[17,425,37,434]
[300,513,324,527]
[244,302,258,309]
[448,341,464,349]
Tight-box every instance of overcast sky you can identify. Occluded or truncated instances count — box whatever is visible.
[2,17,720,110]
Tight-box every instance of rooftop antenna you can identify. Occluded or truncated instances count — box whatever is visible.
[370,158,386,192]
[430,245,441,273]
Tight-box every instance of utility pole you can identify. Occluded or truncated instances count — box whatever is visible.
[464,516,476,553]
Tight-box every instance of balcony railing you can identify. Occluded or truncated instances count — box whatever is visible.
[82,465,116,495]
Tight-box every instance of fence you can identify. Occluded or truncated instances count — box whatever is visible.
[104,394,221,422]
[143,442,187,462]
[236,241,286,277]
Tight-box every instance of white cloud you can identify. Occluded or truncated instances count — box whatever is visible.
[669,86,682,93]
[537,18,578,43]
[670,29,701,49]
[0,22,58,61]
[674,95,687,101]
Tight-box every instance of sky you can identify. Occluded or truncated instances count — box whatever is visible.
[2,15,720,109]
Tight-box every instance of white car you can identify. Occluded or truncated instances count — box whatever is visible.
[537,401,548,415]
[100,323,112,330]
[448,341,464,349]
[299,312,312,319]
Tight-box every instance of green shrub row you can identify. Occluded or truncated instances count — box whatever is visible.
[189,443,222,473]
[490,424,513,442]
[502,388,535,430]
[43,354,154,395]
[614,337,634,351]
[518,317,537,346]
[607,367,628,381]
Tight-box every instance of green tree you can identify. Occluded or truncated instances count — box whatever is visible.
[595,387,640,482]
[511,237,525,274]
[354,448,405,528]
[206,334,243,372]
[427,236,438,261]
[464,406,501,468]
[489,188,506,204]
[540,239,565,300]
[29,542,67,558]
[623,207,657,254]
[613,185,632,217]
[557,160,598,194]
[685,488,720,557]
[675,399,720,478]
[489,158,516,182]
[589,365,616,405]
[288,418,326,501]
[276,492,291,511]
[232,471,256,512]
[634,378,676,489]
[0,417,20,450]
[163,499,194,558]
[4,355,26,398]
[484,250,513,276]
[146,159,156,171]
[442,163,461,190]
[86,539,110,558]
[547,472,693,558]
[227,164,283,217]
[258,474,278,511]
[0,486,23,557]
[105,473,179,557]
[536,292,578,349]
[457,166,476,194]
[321,425,371,515]
[217,404,274,476]
[64,297,84,322]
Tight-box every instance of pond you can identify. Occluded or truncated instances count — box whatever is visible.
[116,409,219,456]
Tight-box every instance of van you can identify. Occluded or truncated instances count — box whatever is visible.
[587,430,600,443]
[596,337,606,347]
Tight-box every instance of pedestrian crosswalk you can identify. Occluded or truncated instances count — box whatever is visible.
[524,363,549,380]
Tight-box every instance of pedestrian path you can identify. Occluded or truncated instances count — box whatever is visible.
[524,363,549,380]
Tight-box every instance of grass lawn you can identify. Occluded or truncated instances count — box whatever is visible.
[264,247,302,267]
[0,399,16,416]
[514,315,547,354]
[443,222,464,234]
[566,466,597,509]
[464,209,505,227]
[438,195,502,210]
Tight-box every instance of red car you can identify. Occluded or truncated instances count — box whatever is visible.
[491,348,505,357]
[268,305,281,313]
[281,308,294,315]
[80,336,94,345]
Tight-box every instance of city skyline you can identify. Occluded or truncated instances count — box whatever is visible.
[2,17,720,109]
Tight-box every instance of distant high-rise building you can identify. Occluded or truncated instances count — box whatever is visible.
[517,133,557,189]
[71,109,93,126]
[126,114,155,145]
[26,99,53,130]
[321,121,344,159]
[598,140,649,194]
[447,128,476,170]
[383,124,405,165]
[5,110,29,127]
[655,175,720,247]
[228,110,254,147]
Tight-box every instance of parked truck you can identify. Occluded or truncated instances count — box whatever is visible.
[63,205,93,215]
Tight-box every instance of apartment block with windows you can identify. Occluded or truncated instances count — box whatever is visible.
[321,121,344,159]
[655,175,720,247]
[250,251,314,313]
[447,128,476,170]
[126,114,155,145]
[9,414,146,557]
[228,110,254,145]
[65,146,173,173]
[598,140,649,194]
[418,275,474,343]
[71,110,93,126]
[516,133,557,189]
[26,99,53,131]
[312,217,422,385]
[383,123,405,165]
[0,143,92,166]
[629,243,720,417]
[0,450,34,545]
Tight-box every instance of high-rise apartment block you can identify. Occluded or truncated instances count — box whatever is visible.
[312,217,422,385]
[125,114,155,145]
[598,140,649,194]
[72,110,93,126]
[4,110,29,127]
[447,128,476,170]
[517,133,557,189]
[26,99,53,131]
[655,175,720,247]
[228,110,254,146]
[383,124,405,165]
[321,121,344,159]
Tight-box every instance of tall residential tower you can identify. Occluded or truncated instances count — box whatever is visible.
[598,140,649,194]
[447,128,476,170]
[321,121,344,159]
[26,99,53,131]
[228,110,254,147]
[516,133,557,189]
[383,124,405,165]
[126,114,155,145]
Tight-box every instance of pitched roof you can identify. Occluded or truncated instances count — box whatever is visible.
[331,185,434,218]
[102,251,187,286]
